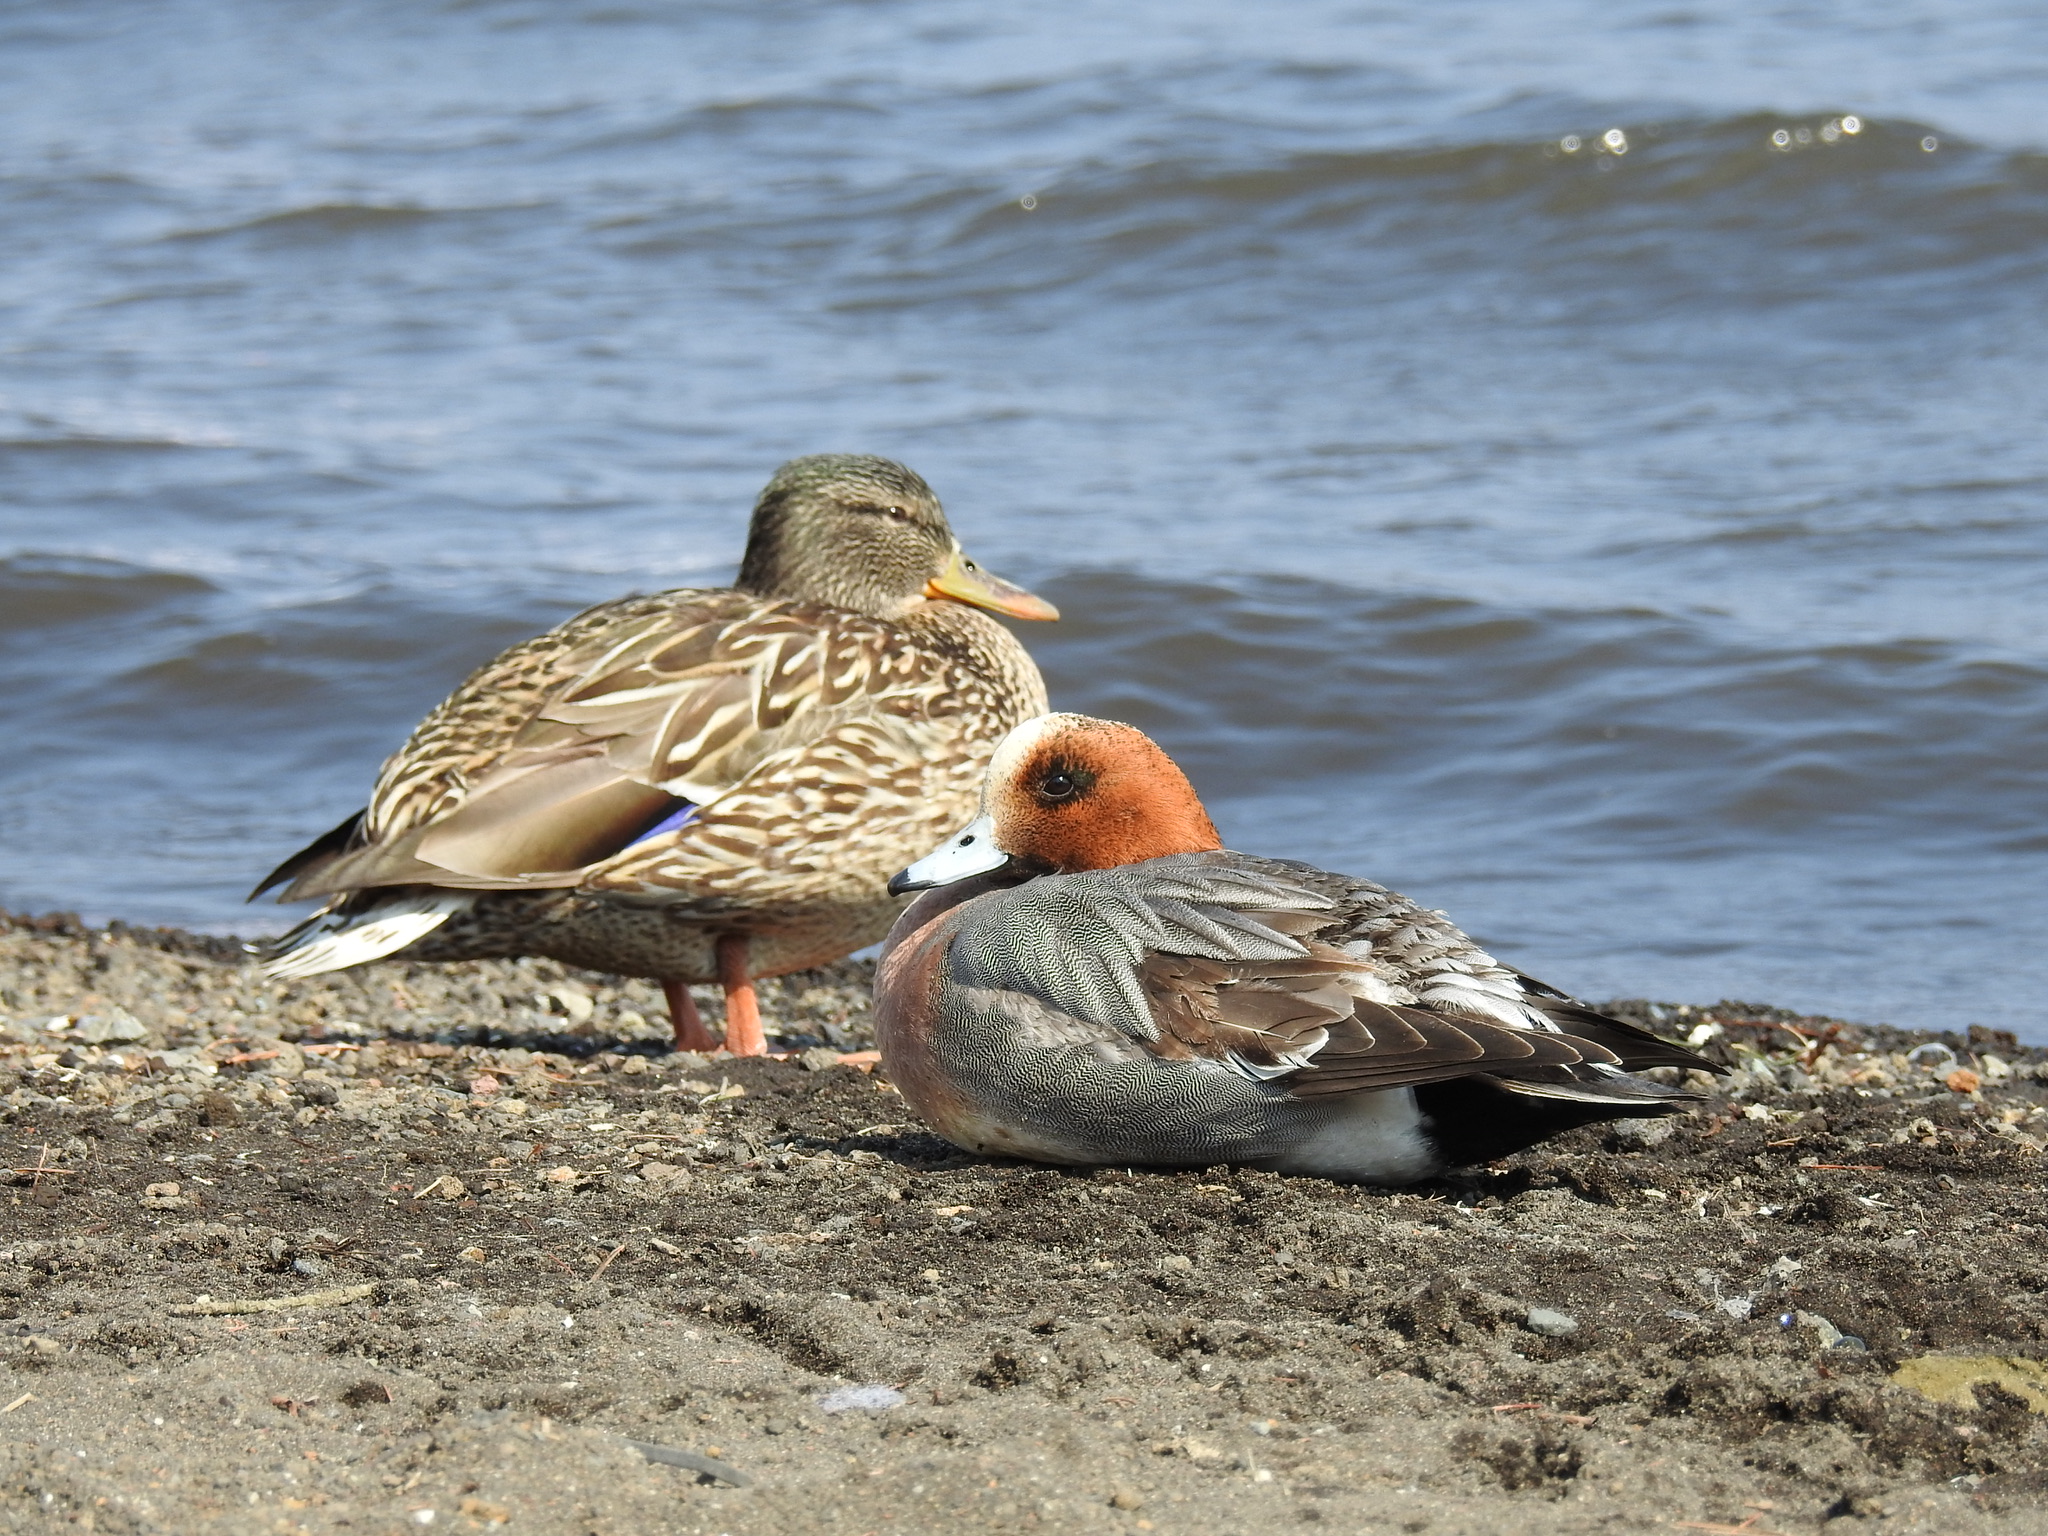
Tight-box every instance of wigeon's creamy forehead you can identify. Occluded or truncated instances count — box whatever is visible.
[986,713,1131,789]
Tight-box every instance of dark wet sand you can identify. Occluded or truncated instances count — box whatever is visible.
[4,910,2046,1534]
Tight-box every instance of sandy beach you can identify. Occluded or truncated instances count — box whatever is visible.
[2,909,2045,1534]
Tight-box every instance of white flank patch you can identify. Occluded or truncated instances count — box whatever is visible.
[1277,1086,1434,1183]
[263,892,471,980]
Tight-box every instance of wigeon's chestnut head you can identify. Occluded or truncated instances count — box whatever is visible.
[889,713,1221,894]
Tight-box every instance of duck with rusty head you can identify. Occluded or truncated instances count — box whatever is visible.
[876,713,1720,1182]
[254,454,1057,1055]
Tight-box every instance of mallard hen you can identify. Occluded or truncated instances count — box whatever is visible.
[876,714,1718,1180]
[255,454,1055,1054]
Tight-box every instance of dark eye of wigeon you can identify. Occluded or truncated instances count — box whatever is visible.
[1033,760,1096,804]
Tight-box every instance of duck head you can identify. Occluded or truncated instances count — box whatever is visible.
[735,454,1057,622]
[890,713,1222,893]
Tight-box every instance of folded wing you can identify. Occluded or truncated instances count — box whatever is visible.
[256,591,936,903]
[946,852,1718,1105]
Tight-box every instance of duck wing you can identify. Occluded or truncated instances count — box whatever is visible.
[261,590,964,902]
[946,852,1716,1103]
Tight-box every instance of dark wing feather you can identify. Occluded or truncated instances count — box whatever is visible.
[248,809,364,902]
[1521,994,1724,1075]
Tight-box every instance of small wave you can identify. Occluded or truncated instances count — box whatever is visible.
[804,111,2048,312]
[0,555,217,634]
[0,433,224,455]
[162,203,507,244]
[566,93,890,155]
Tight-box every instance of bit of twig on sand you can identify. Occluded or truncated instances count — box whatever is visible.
[1,1392,36,1414]
[169,1284,376,1316]
[9,1145,77,1189]
[589,1243,627,1283]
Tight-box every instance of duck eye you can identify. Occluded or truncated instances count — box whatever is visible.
[885,506,911,522]
[1040,772,1076,799]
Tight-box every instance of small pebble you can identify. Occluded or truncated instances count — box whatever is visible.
[1526,1307,1579,1337]
[816,1384,906,1414]
[1610,1117,1675,1148]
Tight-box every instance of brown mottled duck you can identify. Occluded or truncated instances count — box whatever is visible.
[254,454,1055,1054]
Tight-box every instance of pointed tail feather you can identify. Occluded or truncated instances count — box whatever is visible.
[249,809,367,902]
[1488,1062,1703,1109]
[261,891,471,980]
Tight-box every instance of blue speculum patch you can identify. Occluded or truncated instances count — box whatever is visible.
[627,801,699,847]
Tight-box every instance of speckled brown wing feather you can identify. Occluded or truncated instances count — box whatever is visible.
[1137,937,1622,1093]
[276,590,1037,904]
[365,590,706,844]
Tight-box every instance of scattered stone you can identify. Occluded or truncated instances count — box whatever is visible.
[1109,1486,1144,1511]
[1609,1116,1675,1148]
[815,1384,906,1414]
[1525,1307,1579,1338]
[73,1007,150,1044]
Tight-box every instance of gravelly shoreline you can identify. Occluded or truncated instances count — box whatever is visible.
[4,909,2047,1535]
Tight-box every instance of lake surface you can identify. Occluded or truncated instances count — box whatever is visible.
[3,0,2044,1033]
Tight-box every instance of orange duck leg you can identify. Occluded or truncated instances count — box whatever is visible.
[663,979,721,1053]
[716,934,766,1057]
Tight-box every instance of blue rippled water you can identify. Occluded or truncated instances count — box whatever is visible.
[2,1,2044,1033]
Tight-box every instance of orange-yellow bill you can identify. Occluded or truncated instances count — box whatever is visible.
[924,547,1059,621]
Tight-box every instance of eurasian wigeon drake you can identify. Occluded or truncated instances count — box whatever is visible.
[875,713,1718,1182]
[253,455,1055,1055]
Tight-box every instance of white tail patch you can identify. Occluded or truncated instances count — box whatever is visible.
[263,892,471,980]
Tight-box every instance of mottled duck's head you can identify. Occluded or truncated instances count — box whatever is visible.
[735,454,1057,622]
[890,713,1222,893]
